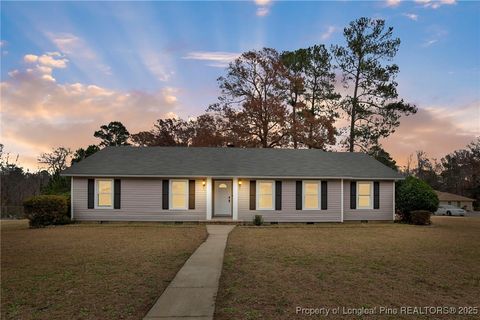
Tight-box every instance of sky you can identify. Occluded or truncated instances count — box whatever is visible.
[1,0,479,171]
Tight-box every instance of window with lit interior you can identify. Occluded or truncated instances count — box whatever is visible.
[303,181,320,210]
[357,181,373,209]
[257,180,274,210]
[96,179,113,208]
[170,180,188,210]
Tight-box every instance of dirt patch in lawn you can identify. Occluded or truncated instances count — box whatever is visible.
[215,217,480,319]
[1,220,207,320]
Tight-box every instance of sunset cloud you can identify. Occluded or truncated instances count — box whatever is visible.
[38,54,67,68]
[386,0,401,7]
[1,53,180,170]
[140,49,174,81]
[415,0,456,9]
[254,0,272,17]
[24,52,68,69]
[23,54,38,63]
[46,32,111,77]
[254,0,272,4]
[47,32,96,59]
[183,51,240,67]
[382,103,479,167]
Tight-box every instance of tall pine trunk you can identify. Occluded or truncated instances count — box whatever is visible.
[349,58,362,152]
[308,79,317,149]
[292,94,298,149]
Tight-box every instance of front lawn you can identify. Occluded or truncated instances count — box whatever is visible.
[215,217,480,319]
[1,220,207,320]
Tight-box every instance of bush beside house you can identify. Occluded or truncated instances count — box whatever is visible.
[396,176,439,224]
[253,215,264,226]
[23,195,70,227]
[410,210,432,225]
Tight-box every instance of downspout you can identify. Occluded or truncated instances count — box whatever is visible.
[70,177,74,221]
[340,178,344,222]
[392,181,396,221]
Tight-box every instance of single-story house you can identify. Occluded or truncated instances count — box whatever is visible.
[435,190,475,211]
[61,147,403,223]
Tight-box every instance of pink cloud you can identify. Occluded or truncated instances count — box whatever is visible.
[385,0,402,8]
[415,0,456,9]
[1,55,180,170]
[382,103,478,167]
[254,0,273,17]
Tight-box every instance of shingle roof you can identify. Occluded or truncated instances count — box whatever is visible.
[435,191,474,202]
[61,146,403,179]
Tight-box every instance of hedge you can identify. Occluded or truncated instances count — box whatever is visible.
[410,210,432,225]
[23,195,70,228]
[396,176,439,223]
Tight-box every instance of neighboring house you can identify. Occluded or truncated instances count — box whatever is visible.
[61,147,403,223]
[435,191,474,211]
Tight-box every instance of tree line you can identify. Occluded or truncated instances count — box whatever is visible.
[2,134,478,217]
[407,140,480,207]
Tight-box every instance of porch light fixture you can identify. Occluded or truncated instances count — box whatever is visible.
[238,179,242,186]
[202,179,206,186]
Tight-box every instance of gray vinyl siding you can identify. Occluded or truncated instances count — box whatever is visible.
[343,180,394,221]
[72,177,396,222]
[72,177,206,221]
[238,179,342,222]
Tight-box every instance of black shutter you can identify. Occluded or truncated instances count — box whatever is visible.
[162,180,169,210]
[350,181,356,209]
[87,179,94,209]
[249,180,256,210]
[188,180,195,210]
[321,181,328,210]
[296,181,302,210]
[275,181,282,211]
[114,179,121,209]
[374,181,380,209]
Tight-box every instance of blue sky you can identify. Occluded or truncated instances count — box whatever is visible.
[1,0,479,169]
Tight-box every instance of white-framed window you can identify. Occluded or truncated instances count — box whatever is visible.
[357,181,373,209]
[303,180,321,210]
[170,179,189,210]
[95,179,113,209]
[256,180,275,210]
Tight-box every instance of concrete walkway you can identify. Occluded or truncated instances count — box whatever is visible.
[144,225,235,320]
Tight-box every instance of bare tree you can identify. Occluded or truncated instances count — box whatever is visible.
[131,118,193,146]
[1,145,50,218]
[0,143,19,169]
[210,48,289,148]
[38,147,72,175]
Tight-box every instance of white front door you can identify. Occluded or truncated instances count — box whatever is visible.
[214,180,232,216]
